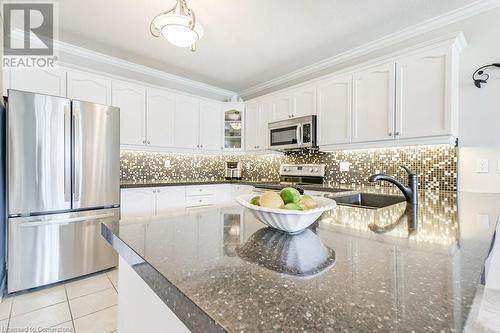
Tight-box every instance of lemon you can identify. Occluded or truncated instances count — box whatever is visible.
[260,191,285,209]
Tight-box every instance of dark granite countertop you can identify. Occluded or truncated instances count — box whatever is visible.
[102,191,500,332]
[120,180,274,188]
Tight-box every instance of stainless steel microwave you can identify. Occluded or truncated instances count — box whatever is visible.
[268,115,317,151]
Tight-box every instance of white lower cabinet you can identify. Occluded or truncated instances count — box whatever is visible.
[120,186,185,218]
[231,185,255,200]
[155,187,186,215]
[121,184,247,217]
[120,188,154,218]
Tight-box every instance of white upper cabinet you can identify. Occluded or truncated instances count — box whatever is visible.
[352,62,396,143]
[245,103,259,151]
[245,101,270,151]
[147,88,175,148]
[395,46,452,139]
[112,80,146,146]
[258,102,271,149]
[175,95,200,149]
[292,84,316,117]
[4,68,66,97]
[271,93,292,121]
[317,74,352,146]
[199,101,222,151]
[66,70,111,105]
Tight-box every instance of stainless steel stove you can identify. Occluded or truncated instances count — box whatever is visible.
[254,164,327,194]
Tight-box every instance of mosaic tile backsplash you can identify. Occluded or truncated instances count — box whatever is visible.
[120,145,457,192]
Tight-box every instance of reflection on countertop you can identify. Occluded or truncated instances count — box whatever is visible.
[102,191,500,332]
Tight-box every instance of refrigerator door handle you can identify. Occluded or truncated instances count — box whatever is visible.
[72,107,80,202]
[64,105,71,202]
[18,213,115,227]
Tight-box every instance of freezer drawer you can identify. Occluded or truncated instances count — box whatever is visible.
[7,209,118,293]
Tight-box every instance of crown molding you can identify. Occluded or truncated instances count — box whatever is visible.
[238,0,500,99]
[55,40,237,99]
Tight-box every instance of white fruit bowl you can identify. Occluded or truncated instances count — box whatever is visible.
[236,194,337,234]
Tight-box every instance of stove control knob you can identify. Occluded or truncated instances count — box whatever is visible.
[313,168,319,173]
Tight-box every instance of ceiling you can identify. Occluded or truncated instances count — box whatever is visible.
[58,0,478,94]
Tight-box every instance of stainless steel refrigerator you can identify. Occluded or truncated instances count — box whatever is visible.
[6,89,120,293]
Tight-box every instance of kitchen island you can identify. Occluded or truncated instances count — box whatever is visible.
[102,191,499,332]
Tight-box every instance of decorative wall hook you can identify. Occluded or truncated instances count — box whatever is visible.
[473,63,500,88]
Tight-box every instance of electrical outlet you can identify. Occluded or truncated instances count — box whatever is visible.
[339,162,350,172]
[164,160,171,168]
[476,159,489,173]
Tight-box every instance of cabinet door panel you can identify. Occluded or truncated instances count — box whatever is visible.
[120,188,153,219]
[293,85,316,117]
[396,47,450,138]
[317,75,352,145]
[258,101,271,150]
[352,62,395,142]
[271,93,292,121]
[175,96,200,149]
[112,80,146,146]
[5,68,66,97]
[245,103,259,151]
[147,88,175,147]
[67,70,111,105]
[199,101,222,151]
[155,187,186,216]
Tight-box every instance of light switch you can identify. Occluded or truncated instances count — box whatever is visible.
[339,162,350,172]
[476,159,489,173]
[164,160,171,168]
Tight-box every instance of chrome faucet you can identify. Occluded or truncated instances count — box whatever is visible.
[368,166,418,205]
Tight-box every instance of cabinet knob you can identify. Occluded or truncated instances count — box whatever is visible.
[142,140,146,144]
[395,132,400,136]
[147,140,150,144]
[388,133,393,136]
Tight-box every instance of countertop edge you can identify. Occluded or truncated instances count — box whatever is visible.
[120,180,264,188]
[100,223,228,333]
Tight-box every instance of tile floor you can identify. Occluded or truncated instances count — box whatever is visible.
[0,268,118,333]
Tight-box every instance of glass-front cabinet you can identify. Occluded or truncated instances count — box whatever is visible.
[222,103,244,151]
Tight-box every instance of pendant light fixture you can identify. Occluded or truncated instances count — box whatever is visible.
[150,0,204,51]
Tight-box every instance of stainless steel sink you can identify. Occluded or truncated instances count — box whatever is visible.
[330,193,406,209]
